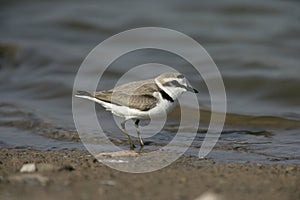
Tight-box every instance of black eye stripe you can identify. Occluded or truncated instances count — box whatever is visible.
[163,80,186,89]
[177,74,184,79]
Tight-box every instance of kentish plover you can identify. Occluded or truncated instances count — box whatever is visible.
[75,72,198,150]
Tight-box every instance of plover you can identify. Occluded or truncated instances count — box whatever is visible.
[75,72,198,150]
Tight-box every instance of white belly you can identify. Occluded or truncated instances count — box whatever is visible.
[110,99,177,120]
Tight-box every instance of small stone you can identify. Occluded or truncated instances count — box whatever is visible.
[20,163,36,173]
[194,192,224,200]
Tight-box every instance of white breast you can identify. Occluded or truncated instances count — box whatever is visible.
[146,91,177,118]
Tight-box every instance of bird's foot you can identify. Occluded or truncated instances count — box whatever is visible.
[137,145,144,154]
[199,156,207,160]
[129,143,136,150]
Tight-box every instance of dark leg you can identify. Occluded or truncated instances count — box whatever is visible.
[121,120,135,150]
[134,119,144,147]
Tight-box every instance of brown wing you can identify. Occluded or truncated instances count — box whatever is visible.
[93,80,159,111]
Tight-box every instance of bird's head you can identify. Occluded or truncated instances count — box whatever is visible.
[155,72,198,99]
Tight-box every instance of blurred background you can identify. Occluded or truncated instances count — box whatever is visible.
[0,0,299,163]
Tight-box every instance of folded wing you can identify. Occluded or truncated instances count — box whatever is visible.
[94,80,159,111]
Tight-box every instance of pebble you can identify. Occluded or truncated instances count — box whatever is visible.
[194,192,224,200]
[20,163,36,173]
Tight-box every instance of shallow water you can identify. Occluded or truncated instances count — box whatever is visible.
[0,0,300,163]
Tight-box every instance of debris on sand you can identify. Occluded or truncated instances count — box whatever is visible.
[20,163,75,173]
[96,150,138,158]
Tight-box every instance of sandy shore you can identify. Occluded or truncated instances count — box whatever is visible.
[0,148,299,200]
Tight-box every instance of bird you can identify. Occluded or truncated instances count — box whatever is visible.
[75,72,198,150]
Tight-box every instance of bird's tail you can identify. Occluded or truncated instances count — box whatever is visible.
[74,91,97,102]
[75,90,93,98]
[75,90,112,111]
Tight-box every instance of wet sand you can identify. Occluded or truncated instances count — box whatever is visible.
[0,148,299,200]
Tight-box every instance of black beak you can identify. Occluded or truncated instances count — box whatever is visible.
[186,85,198,93]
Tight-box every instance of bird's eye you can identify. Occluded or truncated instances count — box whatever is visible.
[177,74,184,79]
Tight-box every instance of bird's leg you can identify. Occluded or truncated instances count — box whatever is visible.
[134,119,144,147]
[121,120,135,150]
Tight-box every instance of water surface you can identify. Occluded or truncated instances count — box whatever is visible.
[0,0,300,163]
